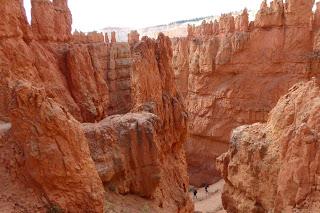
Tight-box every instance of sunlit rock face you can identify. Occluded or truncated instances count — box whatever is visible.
[31,0,72,41]
[217,79,320,212]
[0,0,193,212]
[172,0,320,187]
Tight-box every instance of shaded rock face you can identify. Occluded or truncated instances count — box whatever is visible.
[217,79,320,212]
[82,35,193,212]
[107,43,133,115]
[0,0,193,212]
[83,113,163,197]
[132,35,192,212]
[66,44,109,122]
[172,0,320,186]
[83,113,191,212]
[172,38,189,98]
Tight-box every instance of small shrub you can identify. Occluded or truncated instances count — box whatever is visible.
[104,201,115,212]
[46,203,63,213]
[140,204,150,213]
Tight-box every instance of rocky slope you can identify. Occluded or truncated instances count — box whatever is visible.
[0,0,192,212]
[217,79,320,212]
[172,0,320,186]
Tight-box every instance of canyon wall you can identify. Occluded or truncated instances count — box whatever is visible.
[217,79,320,212]
[83,34,193,212]
[0,0,192,212]
[172,0,320,186]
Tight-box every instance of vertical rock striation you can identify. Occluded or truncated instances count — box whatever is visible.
[217,79,320,212]
[128,30,140,45]
[9,82,105,212]
[172,0,319,186]
[0,0,193,212]
[82,34,193,212]
[31,0,72,41]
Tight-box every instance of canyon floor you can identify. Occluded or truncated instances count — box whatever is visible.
[190,180,226,213]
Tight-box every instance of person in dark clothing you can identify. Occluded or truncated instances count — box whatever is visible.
[193,189,198,199]
[205,184,209,194]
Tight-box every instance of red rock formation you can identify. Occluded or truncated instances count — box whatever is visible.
[187,25,194,38]
[87,31,104,42]
[105,32,110,43]
[31,0,72,41]
[285,0,314,26]
[0,0,32,40]
[66,44,109,122]
[83,113,162,196]
[255,0,284,27]
[173,0,317,186]
[9,81,104,212]
[130,34,193,212]
[0,0,193,212]
[132,34,186,151]
[172,37,189,98]
[82,34,193,212]
[0,1,106,211]
[315,2,320,27]
[107,43,133,115]
[128,30,140,45]
[213,20,220,35]
[187,10,248,39]
[111,31,117,43]
[83,112,192,212]
[219,14,235,34]
[72,31,105,43]
[198,20,214,37]
[217,79,320,212]
[235,9,249,32]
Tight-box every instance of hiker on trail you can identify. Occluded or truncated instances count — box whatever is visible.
[205,184,209,194]
[193,189,198,199]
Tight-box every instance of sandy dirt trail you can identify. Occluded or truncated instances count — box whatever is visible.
[189,180,226,213]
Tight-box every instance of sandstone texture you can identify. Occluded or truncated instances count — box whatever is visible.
[172,0,320,186]
[31,0,72,41]
[107,42,133,115]
[128,30,140,45]
[9,81,105,212]
[217,79,320,212]
[66,44,109,122]
[0,0,193,212]
[82,34,193,212]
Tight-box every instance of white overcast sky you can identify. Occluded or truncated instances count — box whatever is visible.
[23,0,318,32]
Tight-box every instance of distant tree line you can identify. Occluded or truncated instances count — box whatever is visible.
[152,15,214,28]
[169,16,212,25]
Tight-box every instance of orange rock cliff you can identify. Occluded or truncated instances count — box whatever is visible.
[172,0,320,187]
[3,0,320,212]
[217,79,320,212]
[0,0,192,212]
